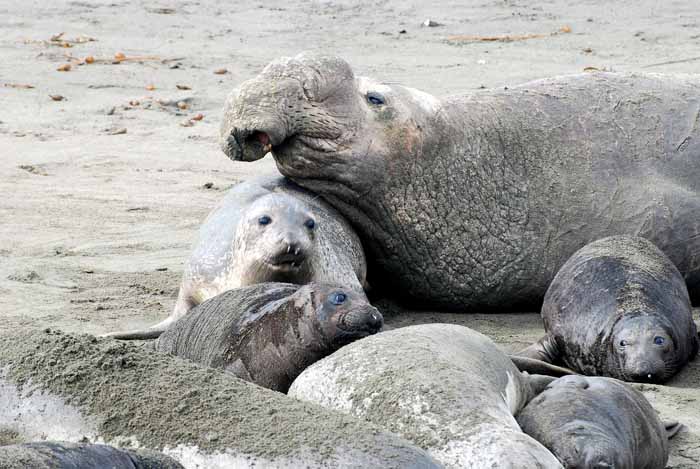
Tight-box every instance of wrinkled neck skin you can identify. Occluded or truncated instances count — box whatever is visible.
[276,84,526,309]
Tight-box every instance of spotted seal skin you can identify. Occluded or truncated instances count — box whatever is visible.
[517,236,698,383]
[0,442,184,469]
[517,375,681,469]
[289,324,563,469]
[104,175,367,339]
[156,282,383,392]
[220,52,700,311]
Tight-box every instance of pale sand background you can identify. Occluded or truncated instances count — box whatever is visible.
[1,0,700,465]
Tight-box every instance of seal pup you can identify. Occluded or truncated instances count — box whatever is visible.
[517,236,698,383]
[156,282,383,392]
[0,328,442,469]
[221,52,700,310]
[0,442,183,469]
[289,323,563,468]
[105,175,367,339]
[517,375,681,469]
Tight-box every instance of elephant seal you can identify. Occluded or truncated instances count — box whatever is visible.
[517,375,681,469]
[0,328,442,469]
[156,282,383,392]
[517,236,698,383]
[0,442,183,469]
[105,175,367,339]
[289,323,563,468]
[220,52,700,311]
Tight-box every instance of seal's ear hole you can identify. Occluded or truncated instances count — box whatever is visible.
[366,91,385,106]
[330,292,347,305]
[305,218,316,230]
[258,215,272,226]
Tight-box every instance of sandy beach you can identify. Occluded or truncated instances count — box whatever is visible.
[2,0,700,466]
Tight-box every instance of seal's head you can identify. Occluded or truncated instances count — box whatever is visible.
[611,314,693,383]
[219,52,441,201]
[235,193,317,285]
[311,285,383,348]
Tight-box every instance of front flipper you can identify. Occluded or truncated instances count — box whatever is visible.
[510,356,577,377]
[514,334,560,362]
[664,421,684,440]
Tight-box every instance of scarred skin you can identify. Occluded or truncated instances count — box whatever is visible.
[104,176,367,339]
[156,282,383,392]
[0,442,183,469]
[517,236,698,383]
[220,52,700,311]
[517,375,680,469]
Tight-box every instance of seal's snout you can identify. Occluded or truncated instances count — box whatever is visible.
[340,307,384,334]
[224,126,285,162]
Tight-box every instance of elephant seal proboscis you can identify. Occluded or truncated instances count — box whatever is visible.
[289,323,563,468]
[156,282,383,392]
[220,52,700,311]
[104,175,367,340]
[0,442,183,469]
[0,328,442,469]
[517,375,681,469]
[516,236,698,383]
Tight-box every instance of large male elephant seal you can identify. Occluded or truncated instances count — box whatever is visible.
[0,442,183,469]
[156,282,383,392]
[289,324,563,468]
[105,175,367,339]
[517,236,698,383]
[517,375,681,469]
[220,52,700,310]
[0,328,442,469]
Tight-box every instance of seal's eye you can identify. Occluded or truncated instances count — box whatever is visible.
[654,336,665,346]
[619,340,627,347]
[258,215,271,226]
[366,92,385,106]
[331,292,347,305]
[305,219,316,230]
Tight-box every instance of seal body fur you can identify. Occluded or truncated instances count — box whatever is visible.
[517,236,698,383]
[517,375,678,469]
[289,323,562,469]
[221,52,700,311]
[105,175,367,339]
[156,282,383,392]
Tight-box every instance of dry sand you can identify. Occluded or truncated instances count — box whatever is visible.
[1,0,700,466]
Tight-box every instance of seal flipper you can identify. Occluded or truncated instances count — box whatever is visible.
[509,355,577,377]
[99,315,175,340]
[514,334,560,363]
[520,372,557,402]
[664,421,683,439]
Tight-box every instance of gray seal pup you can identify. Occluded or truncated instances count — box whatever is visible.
[0,328,442,469]
[0,442,183,469]
[517,236,698,383]
[220,52,700,311]
[517,375,681,469]
[156,282,383,392]
[289,323,563,468]
[105,175,367,339]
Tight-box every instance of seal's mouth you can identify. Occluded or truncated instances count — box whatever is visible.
[225,127,339,163]
[267,250,307,271]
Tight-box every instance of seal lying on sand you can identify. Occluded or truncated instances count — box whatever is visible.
[221,52,700,311]
[0,328,441,469]
[156,282,383,392]
[517,236,698,383]
[289,324,563,469]
[0,442,183,469]
[105,175,367,339]
[517,375,681,469]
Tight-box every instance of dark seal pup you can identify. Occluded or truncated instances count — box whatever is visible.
[104,175,367,340]
[517,236,698,383]
[156,282,383,392]
[221,52,700,311]
[0,442,183,469]
[517,375,681,469]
